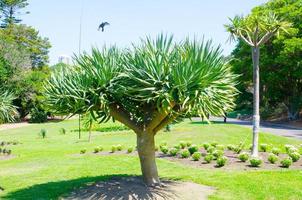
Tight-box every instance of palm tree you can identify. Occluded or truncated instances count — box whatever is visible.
[44,34,237,186]
[225,12,291,157]
[0,90,18,123]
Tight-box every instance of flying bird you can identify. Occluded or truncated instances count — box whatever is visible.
[98,22,110,32]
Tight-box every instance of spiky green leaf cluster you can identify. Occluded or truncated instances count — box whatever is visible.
[0,90,18,123]
[45,34,237,125]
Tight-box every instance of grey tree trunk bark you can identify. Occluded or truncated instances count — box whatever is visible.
[136,131,160,186]
[251,47,260,157]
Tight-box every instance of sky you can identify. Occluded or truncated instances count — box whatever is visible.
[23,0,268,65]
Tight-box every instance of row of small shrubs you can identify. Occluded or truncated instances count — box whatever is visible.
[0,141,19,146]
[80,145,135,154]
[0,148,12,155]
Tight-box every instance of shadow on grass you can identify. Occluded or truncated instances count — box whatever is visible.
[2,174,131,200]
[3,175,184,200]
[190,121,226,125]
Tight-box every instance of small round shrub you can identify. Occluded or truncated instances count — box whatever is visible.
[216,156,228,167]
[204,154,213,163]
[160,146,169,154]
[181,149,190,158]
[285,144,297,154]
[188,144,199,155]
[173,144,181,150]
[250,157,262,167]
[271,147,280,155]
[216,145,225,150]
[260,144,269,152]
[7,149,12,155]
[116,144,123,151]
[207,146,215,154]
[29,107,48,123]
[94,146,101,153]
[169,148,179,156]
[289,152,300,162]
[186,141,192,147]
[179,141,186,149]
[59,128,67,135]
[80,149,86,154]
[39,129,47,139]
[233,146,242,154]
[192,152,201,161]
[238,152,249,162]
[203,142,211,150]
[227,144,235,151]
[211,142,218,147]
[268,153,278,164]
[127,147,134,153]
[281,157,292,168]
[111,146,117,153]
[212,150,224,159]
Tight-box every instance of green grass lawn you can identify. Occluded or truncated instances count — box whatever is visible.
[0,119,302,200]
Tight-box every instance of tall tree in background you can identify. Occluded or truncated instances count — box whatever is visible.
[225,12,291,157]
[0,0,29,28]
[45,35,238,185]
[231,0,302,121]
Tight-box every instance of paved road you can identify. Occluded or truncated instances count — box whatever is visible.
[209,117,302,140]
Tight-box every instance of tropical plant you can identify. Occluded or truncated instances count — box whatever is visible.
[180,149,190,158]
[216,156,228,167]
[250,157,262,167]
[271,147,280,156]
[192,152,201,161]
[169,148,178,156]
[44,34,237,186]
[204,154,213,163]
[239,152,249,162]
[281,157,292,168]
[0,90,18,123]
[268,153,278,164]
[225,12,291,157]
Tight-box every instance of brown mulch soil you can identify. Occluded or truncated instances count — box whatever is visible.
[62,176,214,200]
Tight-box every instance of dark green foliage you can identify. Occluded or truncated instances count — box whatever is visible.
[186,141,192,147]
[281,158,292,168]
[180,149,190,158]
[80,149,86,154]
[179,141,186,149]
[116,145,123,151]
[0,0,29,28]
[59,128,66,135]
[216,156,228,167]
[192,152,201,161]
[188,144,198,155]
[29,107,48,123]
[250,157,262,167]
[203,142,210,150]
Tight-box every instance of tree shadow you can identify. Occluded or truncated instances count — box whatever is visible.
[2,175,183,200]
[190,121,225,125]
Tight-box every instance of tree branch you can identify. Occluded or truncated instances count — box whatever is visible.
[152,105,180,134]
[109,103,143,134]
[257,29,278,46]
[239,32,254,46]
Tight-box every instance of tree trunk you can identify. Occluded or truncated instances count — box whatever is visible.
[251,47,260,157]
[136,131,160,186]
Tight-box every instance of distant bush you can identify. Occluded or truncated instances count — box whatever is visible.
[216,156,228,167]
[111,145,117,153]
[173,144,181,150]
[227,144,235,151]
[260,144,269,152]
[80,149,86,154]
[160,146,169,154]
[268,153,278,164]
[29,107,48,123]
[211,142,218,147]
[202,143,211,150]
[238,152,249,162]
[207,146,215,154]
[250,157,262,167]
[116,144,123,151]
[216,145,225,150]
[289,152,300,162]
[127,147,134,153]
[94,146,103,153]
[181,149,190,158]
[285,145,297,154]
[59,128,67,135]
[186,141,192,147]
[188,144,199,155]
[271,147,280,155]
[213,150,224,159]
[179,141,186,149]
[204,154,213,163]
[39,129,47,139]
[169,148,178,156]
[281,158,292,168]
[192,152,201,161]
